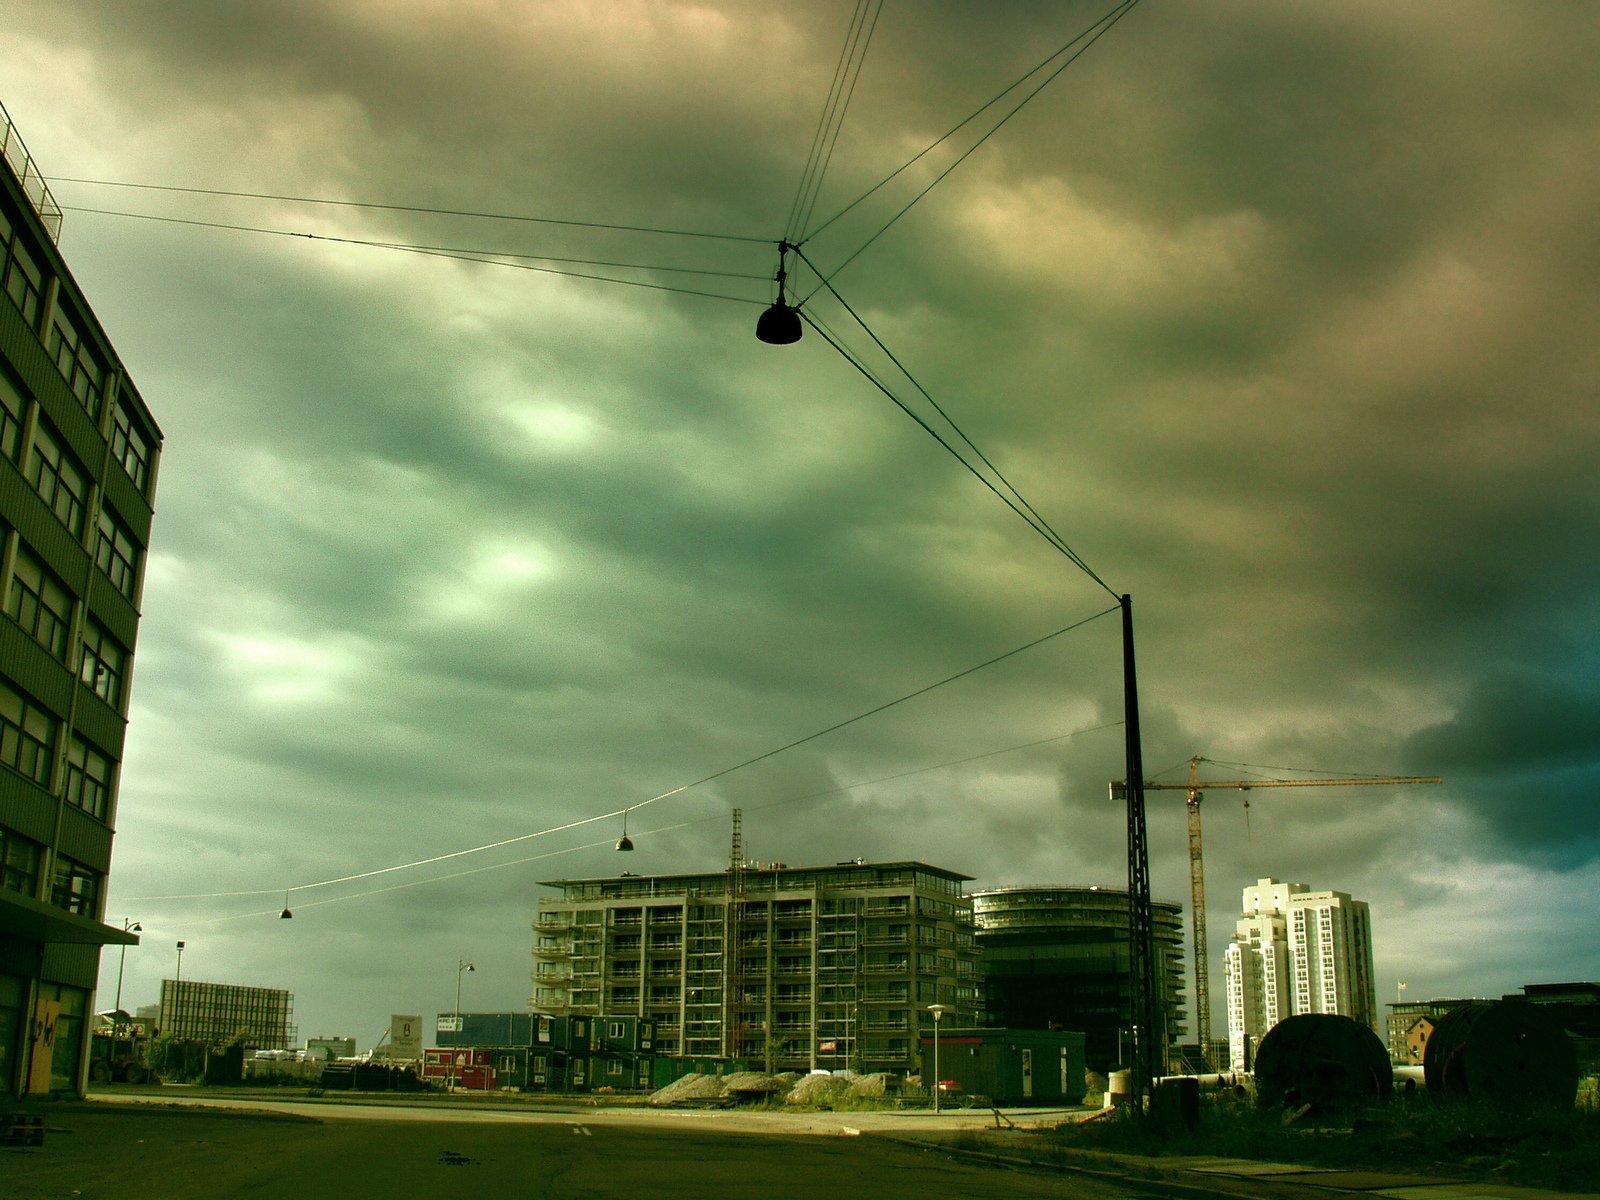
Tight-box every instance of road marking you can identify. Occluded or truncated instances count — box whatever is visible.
[570,1125,592,1136]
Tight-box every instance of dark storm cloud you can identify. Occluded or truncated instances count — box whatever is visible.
[1403,664,1600,863]
[4,0,1597,1036]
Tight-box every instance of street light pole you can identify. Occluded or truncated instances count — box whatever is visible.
[927,1004,946,1113]
[451,960,475,1091]
[114,919,141,1013]
[173,941,186,1039]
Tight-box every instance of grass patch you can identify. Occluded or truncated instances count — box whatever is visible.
[1045,1094,1600,1193]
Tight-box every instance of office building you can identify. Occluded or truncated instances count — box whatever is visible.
[1223,878,1377,1071]
[532,860,980,1074]
[971,885,1187,1073]
[1,100,162,1097]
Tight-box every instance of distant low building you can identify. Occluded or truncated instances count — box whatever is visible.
[428,1010,652,1092]
[1385,998,1481,1064]
[1511,982,1600,1074]
[919,1026,1087,1106]
[305,1036,356,1061]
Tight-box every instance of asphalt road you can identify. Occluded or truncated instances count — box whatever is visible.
[3,1099,1179,1200]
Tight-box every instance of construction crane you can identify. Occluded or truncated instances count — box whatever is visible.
[1145,756,1443,1071]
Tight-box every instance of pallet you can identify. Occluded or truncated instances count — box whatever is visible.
[1,1114,46,1147]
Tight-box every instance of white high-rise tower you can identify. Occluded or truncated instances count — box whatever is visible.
[1224,878,1377,1071]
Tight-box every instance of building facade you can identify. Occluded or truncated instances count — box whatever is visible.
[1,101,162,1097]
[431,1010,654,1092]
[1224,878,1377,1071]
[158,979,295,1051]
[532,861,980,1074]
[971,885,1186,1073]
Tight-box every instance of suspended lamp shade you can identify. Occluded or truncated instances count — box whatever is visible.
[280,892,293,919]
[615,834,634,852]
[756,299,802,345]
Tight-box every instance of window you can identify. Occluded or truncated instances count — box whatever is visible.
[110,399,152,493]
[95,507,140,602]
[606,1059,624,1076]
[27,419,88,537]
[0,369,24,462]
[6,542,73,660]
[607,1021,625,1039]
[0,676,56,786]
[63,735,113,821]
[0,826,41,895]
[48,305,106,421]
[50,853,100,917]
[79,618,128,710]
[1,213,45,325]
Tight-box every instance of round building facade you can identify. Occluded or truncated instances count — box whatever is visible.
[974,885,1186,1073]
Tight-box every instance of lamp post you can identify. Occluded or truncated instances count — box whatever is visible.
[927,1003,946,1113]
[451,960,475,1090]
[173,941,186,1039]
[113,919,141,1014]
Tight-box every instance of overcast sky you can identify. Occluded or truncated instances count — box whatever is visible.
[4,1,1596,1049]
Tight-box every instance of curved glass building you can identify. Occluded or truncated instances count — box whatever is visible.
[974,885,1186,1073]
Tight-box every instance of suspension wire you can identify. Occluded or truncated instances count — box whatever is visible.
[798,0,882,239]
[52,175,773,244]
[794,245,1111,593]
[789,0,885,244]
[784,0,876,242]
[803,0,1137,242]
[801,307,1114,598]
[64,206,766,279]
[64,205,768,307]
[121,610,1116,904]
[802,0,1141,296]
[800,308,1063,554]
[146,716,1125,922]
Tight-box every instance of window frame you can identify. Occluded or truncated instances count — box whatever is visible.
[0,676,57,786]
[5,540,74,660]
[47,303,106,422]
[63,733,113,821]
[94,506,139,602]
[78,617,129,710]
[26,417,88,538]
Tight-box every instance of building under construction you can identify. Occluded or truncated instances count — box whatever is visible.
[158,979,295,1050]
[532,859,980,1075]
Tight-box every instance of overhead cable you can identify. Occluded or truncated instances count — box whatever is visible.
[121,609,1116,904]
[52,176,771,244]
[137,717,1124,922]
[785,0,885,245]
[803,0,1141,293]
[63,205,767,307]
[795,246,1112,595]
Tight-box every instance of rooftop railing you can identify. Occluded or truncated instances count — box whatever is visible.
[0,100,62,242]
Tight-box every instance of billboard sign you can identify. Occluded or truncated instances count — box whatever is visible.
[390,1015,423,1059]
[436,1015,463,1034]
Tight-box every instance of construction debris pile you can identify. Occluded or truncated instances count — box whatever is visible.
[649,1070,897,1108]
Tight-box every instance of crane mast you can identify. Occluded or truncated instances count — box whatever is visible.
[1145,756,1442,1071]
